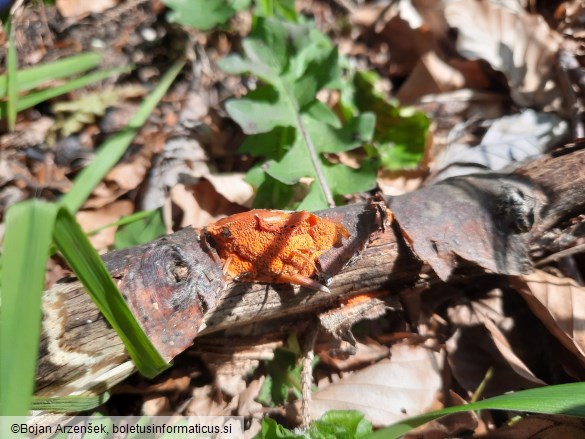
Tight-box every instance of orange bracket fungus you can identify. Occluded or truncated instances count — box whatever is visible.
[205,209,351,292]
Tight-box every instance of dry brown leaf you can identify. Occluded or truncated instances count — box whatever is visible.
[84,150,153,209]
[512,270,585,368]
[396,51,467,103]
[317,337,391,371]
[56,0,119,18]
[311,343,444,427]
[198,339,279,398]
[447,325,544,399]
[351,0,434,77]
[447,289,545,396]
[141,395,170,416]
[479,414,585,439]
[442,0,563,109]
[141,137,210,212]
[171,180,246,229]
[236,377,264,417]
[0,117,53,149]
[429,110,569,182]
[203,174,254,207]
[405,391,478,439]
[75,200,133,252]
[185,384,233,417]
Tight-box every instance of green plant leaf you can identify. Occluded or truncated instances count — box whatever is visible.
[313,411,373,438]
[366,382,585,439]
[257,347,302,406]
[249,172,295,209]
[31,392,111,412]
[257,335,304,407]
[226,85,297,134]
[164,0,250,30]
[0,52,101,98]
[264,114,377,206]
[340,70,430,170]
[222,17,375,209]
[0,200,58,415]
[255,411,373,439]
[60,61,184,213]
[53,208,169,378]
[114,209,166,249]
[255,0,298,21]
[5,16,18,130]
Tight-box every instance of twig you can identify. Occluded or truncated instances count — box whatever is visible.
[300,324,320,430]
[535,242,585,267]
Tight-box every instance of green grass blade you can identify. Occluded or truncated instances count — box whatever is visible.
[16,66,130,112]
[367,382,585,439]
[0,52,101,97]
[31,392,110,412]
[60,60,185,213]
[53,207,169,378]
[0,200,58,415]
[0,65,130,120]
[87,209,159,236]
[5,16,18,130]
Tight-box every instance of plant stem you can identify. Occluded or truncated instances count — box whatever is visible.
[295,112,336,208]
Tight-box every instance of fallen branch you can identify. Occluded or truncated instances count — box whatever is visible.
[36,143,585,401]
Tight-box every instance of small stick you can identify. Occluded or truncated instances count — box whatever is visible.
[300,324,320,430]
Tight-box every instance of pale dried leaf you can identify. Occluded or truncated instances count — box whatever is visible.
[481,414,585,439]
[185,384,232,417]
[141,137,210,212]
[512,271,585,366]
[318,338,391,371]
[311,343,444,427]
[85,149,153,209]
[443,0,563,108]
[203,174,254,207]
[405,391,478,439]
[447,325,544,398]
[0,117,53,149]
[237,377,264,417]
[447,289,545,396]
[396,51,466,103]
[75,200,133,252]
[430,110,569,181]
[141,395,170,416]
[56,0,119,18]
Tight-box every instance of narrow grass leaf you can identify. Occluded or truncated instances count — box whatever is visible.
[0,66,130,120]
[0,200,58,415]
[0,52,101,97]
[60,60,185,213]
[5,16,18,130]
[87,209,159,236]
[17,66,130,112]
[53,207,169,378]
[367,382,585,439]
[31,392,111,412]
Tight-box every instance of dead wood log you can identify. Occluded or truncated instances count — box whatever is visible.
[35,143,585,400]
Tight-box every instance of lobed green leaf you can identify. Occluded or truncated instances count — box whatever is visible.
[164,0,250,30]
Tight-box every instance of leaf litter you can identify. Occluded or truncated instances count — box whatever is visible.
[2,0,585,437]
